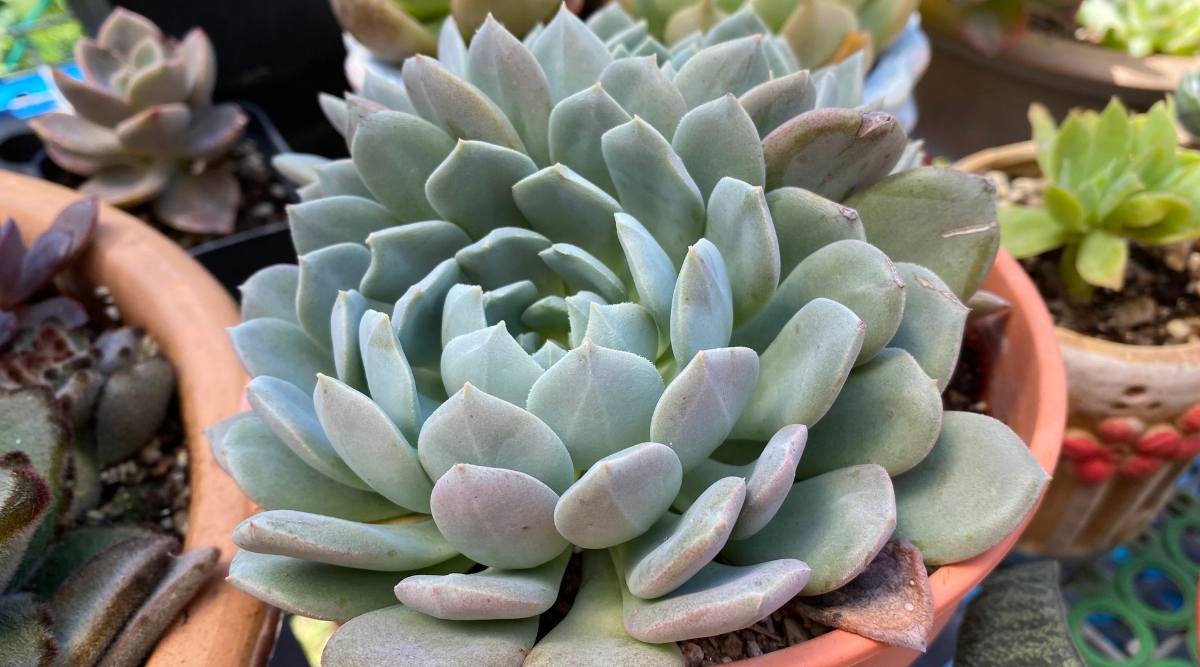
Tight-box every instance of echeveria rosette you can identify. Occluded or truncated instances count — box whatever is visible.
[27,9,248,235]
[1077,0,1200,57]
[999,99,1200,300]
[217,7,1048,664]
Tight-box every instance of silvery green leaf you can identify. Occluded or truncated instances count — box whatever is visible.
[617,558,809,643]
[228,552,472,623]
[760,36,792,78]
[521,296,569,336]
[701,5,770,46]
[532,9,613,103]
[893,412,1050,565]
[845,167,1000,300]
[517,331,543,354]
[524,22,545,47]
[615,213,675,355]
[392,258,461,368]
[548,85,631,197]
[722,464,894,595]
[207,414,255,476]
[540,243,626,303]
[315,159,373,200]
[704,178,779,325]
[565,292,608,348]
[965,290,1009,321]
[598,56,687,141]
[402,55,526,153]
[467,16,553,168]
[739,71,815,139]
[234,511,457,571]
[767,187,866,279]
[671,240,733,370]
[359,310,424,444]
[360,221,471,304]
[246,376,369,490]
[272,153,328,187]
[602,117,704,267]
[732,239,904,365]
[351,111,454,222]
[431,464,568,569]
[812,51,866,109]
[606,20,649,51]
[763,109,907,200]
[314,375,434,512]
[532,340,568,369]
[731,299,862,441]
[673,36,770,110]
[527,339,665,468]
[668,43,698,71]
[418,384,575,493]
[652,347,758,471]
[676,424,807,540]
[330,290,373,392]
[426,140,536,240]
[621,477,745,599]
[442,284,488,346]
[321,603,536,667]
[631,37,670,64]
[297,243,371,348]
[586,3,637,41]
[523,550,685,667]
[319,93,348,138]
[297,182,322,202]
[438,16,468,78]
[799,348,942,479]
[672,95,764,203]
[583,302,658,362]
[441,324,545,406]
[289,196,402,255]
[513,165,625,268]
[554,443,682,548]
[890,264,967,392]
[361,69,416,114]
[482,281,540,335]
[215,416,405,521]
[229,318,334,394]
[396,548,570,620]
[455,227,562,295]
[240,265,299,324]
[344,94,386,147]
[660,60,675,81]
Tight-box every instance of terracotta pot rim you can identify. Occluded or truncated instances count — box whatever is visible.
[925,19,1195,93]
[956,140,1200,362]
[0,172,271,667]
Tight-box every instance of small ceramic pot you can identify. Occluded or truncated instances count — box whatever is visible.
[957,141,1200,558]
[0,172,275,667]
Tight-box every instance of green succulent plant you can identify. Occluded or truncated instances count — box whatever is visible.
[919,0,1084,55]
[28,9,248,235]
[216,7,1048,664]
[999,99,1200,299]
[1077,0,1200,57]
[331,0,561,65]
[0,199,215,666]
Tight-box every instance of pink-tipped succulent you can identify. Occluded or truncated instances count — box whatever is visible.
[28,9,248,235]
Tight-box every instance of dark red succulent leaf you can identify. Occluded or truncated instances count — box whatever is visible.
[0,218,26,304]
[8,229,72,309]
[16,296,89,331]
[49,197,100,259]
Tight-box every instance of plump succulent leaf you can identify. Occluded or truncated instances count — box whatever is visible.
[0,594,56,667]
[240,265,300,324]
[888,263,967,392]
[767,186,866,278]
[651,348,758,471]
[395,547,570,620]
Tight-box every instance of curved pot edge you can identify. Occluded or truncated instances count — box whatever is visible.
[0,171,271,667]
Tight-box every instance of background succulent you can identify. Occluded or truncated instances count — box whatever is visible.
[0,199,214,666]
[1077,0,1200,57]
[999,99,1200,299]
[1177,69,1200,139]
[27,9,248,235]
[919,0,1083,55]
[217,7,1048,664]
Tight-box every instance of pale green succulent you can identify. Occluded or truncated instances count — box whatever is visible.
[215,7,1047,664]
[1078,0,1200,57]
[28,9,248,235]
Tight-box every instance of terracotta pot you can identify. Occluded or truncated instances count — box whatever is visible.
[914,2,1196,159]
[957,141,1200,558]
[733,249,1066,665]
[0,172,275,666]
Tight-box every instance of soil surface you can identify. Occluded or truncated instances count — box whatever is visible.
[990,171,1200,345]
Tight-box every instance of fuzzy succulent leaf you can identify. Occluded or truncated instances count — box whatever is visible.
[583,303,659,361]
[739,71,816,138]
[467,17,554,168]
[351,111,455,222]
[888,263,967,392]
[0,594,56,667]
[599,56,689,141]
[539,243,626,303]
[763,109,906,199]
[0,454,51,592]
[403,56,527,153]
[670,239,734,369]
[92,353,175,464]
[513,167,625,268]
[766,186,866,279]
[548,86,630,198]
[426,141,537,239]
[240,265,300,324]
[296,243,372,349]
[703,178,780,326]
[441,324,545,406]
[395,547,570,620]
[673,95,766,201]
